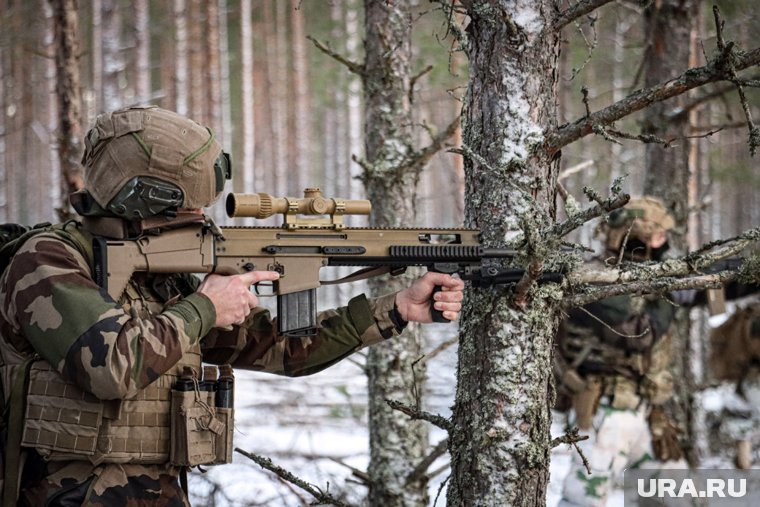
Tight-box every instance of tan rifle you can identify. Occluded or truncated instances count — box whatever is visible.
[94,188,559,337]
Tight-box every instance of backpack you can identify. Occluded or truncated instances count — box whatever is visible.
[0,221,93,507]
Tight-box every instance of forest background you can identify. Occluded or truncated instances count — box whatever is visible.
[1,0,759,506]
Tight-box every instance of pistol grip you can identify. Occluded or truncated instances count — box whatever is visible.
[431,285,450,323]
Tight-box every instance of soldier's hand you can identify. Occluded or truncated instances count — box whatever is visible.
[648,406,683,462]
[197,271,280,327]
[395,272,464,323]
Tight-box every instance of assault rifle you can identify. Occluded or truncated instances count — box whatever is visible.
[94,188,562,337]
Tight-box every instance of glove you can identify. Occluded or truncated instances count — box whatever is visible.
[648,406,683,461]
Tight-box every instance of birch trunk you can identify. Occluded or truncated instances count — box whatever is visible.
[448,2,561,505]
[363,2,428,506]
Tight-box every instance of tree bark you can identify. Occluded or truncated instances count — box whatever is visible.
[363,2,429,506]
[49,0,84,213]
[447,2,561,505]
[640,0,700,467]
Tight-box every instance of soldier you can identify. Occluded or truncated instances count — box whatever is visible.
[556,197,686,507]
[708,301,760,469]
[0,106,465,506]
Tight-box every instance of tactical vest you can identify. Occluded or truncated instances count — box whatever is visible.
[0,226,213,465]
[557,292,674,411]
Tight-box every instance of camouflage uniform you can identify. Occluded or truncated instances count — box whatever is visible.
[0,107,407,506]
[709,302,760,469]
[0,225,402,506]
[556,197,686,507]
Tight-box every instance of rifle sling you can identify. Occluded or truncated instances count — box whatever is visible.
[320,266,400,286]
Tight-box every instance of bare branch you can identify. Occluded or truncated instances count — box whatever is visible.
[546,47,760,155]
[563,226,760,307]
[385,398,452,431]
[307,35,365,76]
[406,438,449,485]
[565,271,738,309]
[235,448,355,507]
[565,19,599,82]
[551,427,592,474]
[712,6,759,155]
[400,116,461,172]
[554,0,615,31]
[327,458,371,486]
[431,0,469,51]
[409,64,434,104]
[421,336,458,363]
[550,426,590,448]
[544,189,629,240]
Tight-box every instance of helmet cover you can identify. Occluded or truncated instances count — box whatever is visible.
[81,106,228,218]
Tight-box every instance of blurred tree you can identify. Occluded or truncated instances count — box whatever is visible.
[362,1,429,505]
[49,0,84,215]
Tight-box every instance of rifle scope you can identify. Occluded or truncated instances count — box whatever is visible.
[226,188,372,219]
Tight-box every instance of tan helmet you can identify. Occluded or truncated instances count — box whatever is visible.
[79,106,230,219]
[600,196,675,257]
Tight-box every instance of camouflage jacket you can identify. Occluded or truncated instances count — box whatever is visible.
[0,223,402,506]
[556,281,677,408]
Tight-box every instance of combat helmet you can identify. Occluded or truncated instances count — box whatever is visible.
[74,106,230,220]
[599,196,675,260]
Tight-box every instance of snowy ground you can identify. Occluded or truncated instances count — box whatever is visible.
[187,320,741,506]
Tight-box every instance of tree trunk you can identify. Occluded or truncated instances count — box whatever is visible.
[91,0,102,113]
[289,0,310,193]
[0,31,6,222]
[345,0,363,203]
[173,0,189,115]
[49,0,84,214]
[217,0,233,151]
[188,0,204,121]
[101,0,124,111]
[240,0,255,195]
[133,0,150,104]
[447,2,561,505]
[362,2,429,507]
[640,0,700,466]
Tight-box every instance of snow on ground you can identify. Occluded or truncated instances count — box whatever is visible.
[188,320,739,506]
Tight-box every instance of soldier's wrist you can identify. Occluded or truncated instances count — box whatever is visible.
[166,293,217,340]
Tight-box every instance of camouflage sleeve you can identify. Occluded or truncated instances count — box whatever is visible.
[0,234,215,400]
[201,293,401,376]
[642,331,674,405]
